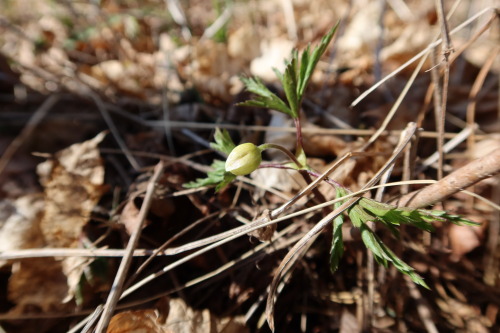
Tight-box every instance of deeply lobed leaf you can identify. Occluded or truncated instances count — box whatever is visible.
[360,224,429,288]
[184,160,236,192]
[238,77,293,117]
[210,128,236,155]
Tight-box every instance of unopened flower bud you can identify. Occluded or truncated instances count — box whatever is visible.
[225,143,262,176]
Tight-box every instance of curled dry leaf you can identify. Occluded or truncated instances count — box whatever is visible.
[107,309,164,333]
[107,298,249,333]
[37,131,107,247]
[248,210,277,242]
[16,132,109,308]
[119,198,145,235]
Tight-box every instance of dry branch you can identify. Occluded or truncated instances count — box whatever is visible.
[393,148,500,208]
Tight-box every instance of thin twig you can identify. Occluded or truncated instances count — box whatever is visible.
[147,119,493,140]
[466,46,500,155]
[0,94,60,176]
[418,124,477,173]
[362,50,428,151]
[94,161,165,332]
[350,6,494,107]
[123,210,223,290]
[280,0,297,41]
[434,0,454,180]
[88,92,141,171]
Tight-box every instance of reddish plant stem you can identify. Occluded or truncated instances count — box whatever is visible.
[294,117,305,160]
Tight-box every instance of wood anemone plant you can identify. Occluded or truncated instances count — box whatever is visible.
[184,22,481,331]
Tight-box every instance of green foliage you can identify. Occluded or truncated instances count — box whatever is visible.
[296,23,338,97]
[238,77,294,117]
[334,187,478,286]
[239,22,339,119]
[184,129,237,191]
[210,128,236,155]
[360,224,429,288]
[184,160,236,192]
[329,188,344,273]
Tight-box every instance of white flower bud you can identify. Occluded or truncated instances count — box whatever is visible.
[225,143,262,176]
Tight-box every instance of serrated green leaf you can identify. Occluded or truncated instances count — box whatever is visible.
[361,224,429,288]
[184,160,235,192]
[298,45,310,94]
[428,210,480,226]
[282,56,299,118]
[330,191,345,273]
[348,204,375,228]
[237,98,293,117]
[238,76,293,117]
[359,198,435,232]
[297,22,339,96]
[358,198,393,215]
[210,128,236,155]
[240,76,274,98]
[272,67,284,82]
[360,224,388,267]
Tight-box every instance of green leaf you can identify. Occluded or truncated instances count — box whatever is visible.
[335,187,370,228]
[357,198,479,232]
[238,76,293,117]
[297,22,339,96]
[184,160,236,192]
[239,22,339,120]
[210,128,236,155]
[426,210,480,226]
[330,188,345,273]
[282,55,300,118]
[272,67,284,82]
[215,171,237,192]
[358,198,435,232]
[360,224,389,266]
[298,45,310,95]
[348,204,374,228]
[360,224,429,288]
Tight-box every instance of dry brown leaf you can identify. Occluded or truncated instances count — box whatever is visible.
[107,298,249,333]
[0,194,45,260]
[227,25,261,62]
[37,132,107,247]
[302,129,347,157]
[449,224,482,259]
[339,310,360,333]
[7,258,70,314]
[172,38,242,102]
[118,198,146,235]
[91,60,145,97]
[21,132,109,307]
[107,309,164,333]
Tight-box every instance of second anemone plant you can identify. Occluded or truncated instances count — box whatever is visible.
[185,22,477,329]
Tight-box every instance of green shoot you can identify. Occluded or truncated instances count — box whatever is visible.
[239,22,339,120]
